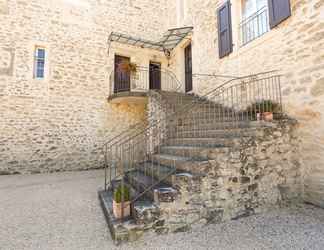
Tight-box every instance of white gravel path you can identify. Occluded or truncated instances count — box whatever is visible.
[0,170,324,250]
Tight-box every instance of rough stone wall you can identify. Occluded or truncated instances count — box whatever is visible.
[147,91,173,154]
[169,0,324,207]
[158,120,302,232]
[0,0,170,174]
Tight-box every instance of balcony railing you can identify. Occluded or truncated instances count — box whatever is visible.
[240,7,270,46]
[108,66,181,100]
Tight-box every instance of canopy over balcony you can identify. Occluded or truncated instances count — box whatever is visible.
[108,26,193,54]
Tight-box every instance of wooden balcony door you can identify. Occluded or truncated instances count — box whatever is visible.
[114,55,131,93]
[149,62,161,90]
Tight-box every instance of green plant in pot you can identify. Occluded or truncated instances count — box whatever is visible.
[246,100,281,121]
[113,185,131,219]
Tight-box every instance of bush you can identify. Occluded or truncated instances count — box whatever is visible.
[113,185,130,203]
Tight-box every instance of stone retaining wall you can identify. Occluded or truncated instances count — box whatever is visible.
[157,120,302,232]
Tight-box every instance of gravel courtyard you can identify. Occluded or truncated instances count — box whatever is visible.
[0,170,324,250]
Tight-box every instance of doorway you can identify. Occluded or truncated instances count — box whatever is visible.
[114,55,131,93]
[149,62,161,90]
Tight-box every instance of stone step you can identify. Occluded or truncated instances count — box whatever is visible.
[168,113,239,123]
[99,190,160,244]
[167,120,258,131]
[168,128,257,139]
[173,109,233,118]
[166,137,234,147]
[161,93,210,101]
[167,120,253,134]
[162,95,217,106]
[98,190,142,244]
[160,145,229,160]
[168,102,229,113]
[125,170,177,203]
[135,162,176,185]
[135,162,202,188]
[172,115,252,125]
[151,153,210,175]
[160,91,199,99]
[132,200,160,225]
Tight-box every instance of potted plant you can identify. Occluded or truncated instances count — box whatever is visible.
[118,61,137,73]
[246,100,280,122]
[113,185,131,219]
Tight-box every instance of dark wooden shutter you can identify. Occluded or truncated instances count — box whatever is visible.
[217,1,233,59]
[268,0,291,29]
[185,43,193,92]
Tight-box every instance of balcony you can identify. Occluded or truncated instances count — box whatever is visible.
[108,66,181,104]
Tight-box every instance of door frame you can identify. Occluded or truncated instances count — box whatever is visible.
[114,55,131,93]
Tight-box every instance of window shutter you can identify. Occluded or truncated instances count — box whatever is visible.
[268,0,291,29]
[217,1,233,59]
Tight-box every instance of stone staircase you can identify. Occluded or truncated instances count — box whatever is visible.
[99,75,301,244]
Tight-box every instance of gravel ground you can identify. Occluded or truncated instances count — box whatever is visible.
[0,170,324,250]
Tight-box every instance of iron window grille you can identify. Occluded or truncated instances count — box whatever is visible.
[240,6,270,46]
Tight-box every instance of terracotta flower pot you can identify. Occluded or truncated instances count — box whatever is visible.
[263,112,273,121]
[113,200,131,219]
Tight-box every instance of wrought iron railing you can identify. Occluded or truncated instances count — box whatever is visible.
[108,66,182,99]
[103,70,283,220]
[240,7,270,46]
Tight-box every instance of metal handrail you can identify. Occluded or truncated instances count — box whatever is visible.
[109,66,182,97]
[104,70,278,154]
[103,67,182,148]
[104,69,283,221]
[104,70,280,168]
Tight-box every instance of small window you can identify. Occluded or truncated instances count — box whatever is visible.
[240,0,269,46]
[34,47,46,79]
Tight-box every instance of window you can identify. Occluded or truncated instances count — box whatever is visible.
[240,0,269,46]
[217,0,291,57]
[34,47,46,79]
[242,0,268,20]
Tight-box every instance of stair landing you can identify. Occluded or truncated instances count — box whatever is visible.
[99,189,158,244]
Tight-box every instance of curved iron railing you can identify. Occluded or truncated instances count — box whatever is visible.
[103,67,182,172]
[108,66,182,98]
[103,70,283,220]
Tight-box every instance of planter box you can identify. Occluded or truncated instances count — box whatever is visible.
[113,200,131,219]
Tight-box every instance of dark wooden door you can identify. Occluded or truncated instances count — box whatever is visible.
[185,43,193,92]
[149,62,161,90]
[114,55,131,93]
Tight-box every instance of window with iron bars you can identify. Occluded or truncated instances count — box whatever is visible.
[240,0,270,46]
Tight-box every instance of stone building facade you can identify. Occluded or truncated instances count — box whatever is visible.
[0,0,323,209]
[173,0,324,208]
[0,0,171,174]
